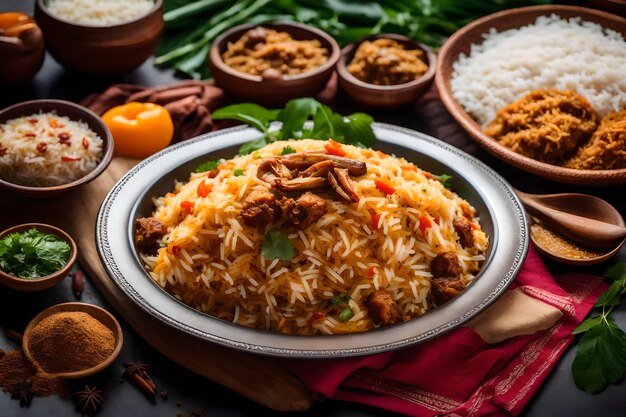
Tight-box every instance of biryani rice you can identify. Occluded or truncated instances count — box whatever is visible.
[142,140,488,335]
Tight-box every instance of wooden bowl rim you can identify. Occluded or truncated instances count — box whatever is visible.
[22,302,123,379]
[0,223,77,285]
[336,33,437,92]
[209,21,341,83]
[435,4,626,184]
[35,0,162,29]
[0,99,114,194]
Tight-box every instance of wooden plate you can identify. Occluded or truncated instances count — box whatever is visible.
[436,5,626,186]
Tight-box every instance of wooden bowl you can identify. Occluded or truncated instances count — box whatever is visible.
[22,302,123,379]
[34,0,163,76]
[209,22,340,106]
[436,5,626,186]
[336,34,436,108]
[0,223,77,291]
[0,12,45,84]
[0,99,114,197]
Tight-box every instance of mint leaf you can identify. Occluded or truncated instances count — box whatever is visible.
[280,146,296,155]
[330,294,351,305]
[239,137,269,155]
[194,160,219,173]
[233,168,244,177]
[436,174,453,189]
[212,103,279,134]
[606,262,626,282]
[277,98,319,139]
[572,316,626,394]
[261,230,294,261]
[573,316,603,334]
[343,113,376,147]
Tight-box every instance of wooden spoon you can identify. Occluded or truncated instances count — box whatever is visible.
[515,190,626,248]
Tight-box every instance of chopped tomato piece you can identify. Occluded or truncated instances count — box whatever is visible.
[310,311,326,322]
[28,118,37,124]
[61,156,81,161]
[368,266,377,277]
[324,139,347,157]
[82,137,89,149]
[469,221,481,231]
[171,245,181,256]
[180,200,194,214]
[375,179,395,196]
[197,181,212,198]
[36,143,47,153]
[370,212,381,230]
[434,218,440,226]
[419,215,431,235]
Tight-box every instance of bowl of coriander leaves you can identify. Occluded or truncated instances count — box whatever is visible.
[0,223,77,291]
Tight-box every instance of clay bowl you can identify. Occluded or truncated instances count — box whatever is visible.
[436,5,626,186]
[336,33,436,108]
[22,302,123,379]
[0,12,45,84]
[34,0,163,76]
[0,223,77,291]
[0,99,114,197]
[209,22,340,106]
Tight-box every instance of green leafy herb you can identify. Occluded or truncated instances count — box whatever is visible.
[233,168,244,176]
[436,174,453,189]
[338,307,354,322]
[212,98,376,154]
[261,230,295,261]
[281,146,296,155]
[572,262,626,393]
[0,228,71,279]
[193,160,219,173]
[329,294,351,306]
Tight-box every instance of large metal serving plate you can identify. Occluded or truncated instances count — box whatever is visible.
[96,123,528,358]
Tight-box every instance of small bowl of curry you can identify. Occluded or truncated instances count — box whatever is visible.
[209,22,340,105]
[336,34,436,108]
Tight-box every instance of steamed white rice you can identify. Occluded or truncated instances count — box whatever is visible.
[0,112,103,187]
[46,0,154,26]
[451,14,626,127]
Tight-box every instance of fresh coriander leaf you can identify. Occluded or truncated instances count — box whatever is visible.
[277,98,319,139]
[193,160,219,173]
[343,113,376,147]
[0,228,70,279]
[261,230,295,261]
[280,146,296,155]
[338,307,354,322]
[330,294,351,305]
[233,168,244,177]
[310,103,339,140]
[572,316,626,394]
[212,103,279,134]
[606,262,626,282]
[436,174,453,189]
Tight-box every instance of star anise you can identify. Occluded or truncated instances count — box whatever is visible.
[122,361,150,379]
[11,379,34,407]
[75,385,104,413]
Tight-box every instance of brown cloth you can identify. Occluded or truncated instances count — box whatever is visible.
[81,80,226,142]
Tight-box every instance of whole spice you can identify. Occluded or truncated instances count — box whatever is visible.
[11,379,33,407]
[123,361,156,396]
[75,385,104,412]
[71,270,85,299]
[5,329,23,343]
[27,312,115,374]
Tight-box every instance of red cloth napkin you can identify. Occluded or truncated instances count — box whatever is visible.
[287,246,606,416]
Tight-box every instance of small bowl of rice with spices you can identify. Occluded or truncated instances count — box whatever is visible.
[0,99,113,197]
[34,0,163,76]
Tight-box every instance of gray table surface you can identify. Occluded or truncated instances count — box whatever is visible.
[1,1,625,416]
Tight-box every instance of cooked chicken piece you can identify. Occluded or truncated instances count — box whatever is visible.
[280,152,367,176]
[280,192,327,229]
[135,217,167,255]
[241,190,281,227]
[327,170,351,201]
[301,160,334,178]
[430,251,463,279]
[453,217,474,248]
[257,158,293,185]
[367,290,401,326]
[274,176,326,191]
[431,276,465,305]
[333,168,359,202]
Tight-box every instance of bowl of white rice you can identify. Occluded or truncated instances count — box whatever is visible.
[0,99,113,197]
[34,0,163,76]
[436,5,626,185]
